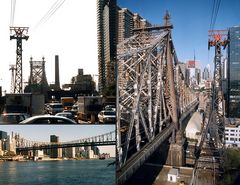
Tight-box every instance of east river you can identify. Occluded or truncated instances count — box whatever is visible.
[0,159,116,185]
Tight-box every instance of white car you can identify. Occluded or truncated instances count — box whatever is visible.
[98,111,116,123]
[56,112,75,121]
[104,105,116,111]
[20,115,76,124]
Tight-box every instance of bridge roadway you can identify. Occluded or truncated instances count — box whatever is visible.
[16,141,116,153]
[117,123,174,185]
[117,100,199,185]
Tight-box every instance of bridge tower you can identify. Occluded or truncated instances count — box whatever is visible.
[26,57,49,93]
[9,64,16,93]
[10,27,29,93]
[164,12,185,167]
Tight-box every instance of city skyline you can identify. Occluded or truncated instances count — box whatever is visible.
[118,0,240,71]
[0,0,98,93]
[0,125,115,157]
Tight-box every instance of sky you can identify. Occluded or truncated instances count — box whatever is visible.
[118,0,240,72]
[0,125,115,157]
[0,0,98,93]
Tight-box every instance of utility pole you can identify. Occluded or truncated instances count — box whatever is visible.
[10,27,29,93]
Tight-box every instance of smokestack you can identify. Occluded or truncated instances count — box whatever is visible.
[55,55,60,88]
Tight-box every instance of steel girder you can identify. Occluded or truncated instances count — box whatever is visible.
[117,29,184,167]
[176,65,197,116]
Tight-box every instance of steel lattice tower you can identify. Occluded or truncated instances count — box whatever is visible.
[9,64,16,93]
[29,57,48,88]
[10,27,29,93]
[208,30,228,148]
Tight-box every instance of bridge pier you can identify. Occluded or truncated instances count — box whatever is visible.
[165,100,199,167]
[166,131,185,167]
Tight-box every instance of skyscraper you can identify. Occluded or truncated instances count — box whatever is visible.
[97,0,117,94]
[202,65,210,80]
[227,26,240,117]
[50,135,62,158]
[117,8,152,44]
[6,132,16,154]
[186,60,201,87]
[0,131,7,140]
[117,8,134,44]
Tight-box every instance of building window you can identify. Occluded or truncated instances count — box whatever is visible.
[230,138,235,141]
[225,129,229,132]
[230,133,234,136]
[225,133,229,136]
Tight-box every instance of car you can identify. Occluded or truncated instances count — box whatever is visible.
[98,110,116,123]
[48,103,64,115]
[19,115,77,124]
[56,112,75,121]
[0,113,30,124]
[104,105,116,111]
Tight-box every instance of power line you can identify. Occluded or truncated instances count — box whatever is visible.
[31,0,66,33]
[209,0,216,30]
[212,0,221,29]
[209,0,222,31]
[10,0,16,26]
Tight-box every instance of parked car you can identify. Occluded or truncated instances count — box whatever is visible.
[98,110,116,123]
[0,113,30,124]
[48,103,64,115]
[20,115,77,124]
[56,112,75,121]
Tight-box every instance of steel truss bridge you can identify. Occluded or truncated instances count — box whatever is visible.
[116,14,199,184]
[15,131,115,153]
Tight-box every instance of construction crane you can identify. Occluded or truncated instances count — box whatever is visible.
[10,27,29,93]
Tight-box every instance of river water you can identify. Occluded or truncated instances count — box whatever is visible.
[0,159,116,185]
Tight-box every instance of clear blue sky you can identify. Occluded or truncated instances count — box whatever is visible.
[0,125,115,156]
[118,0,240,71]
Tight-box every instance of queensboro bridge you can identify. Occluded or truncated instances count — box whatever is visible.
[24,57,49,97]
